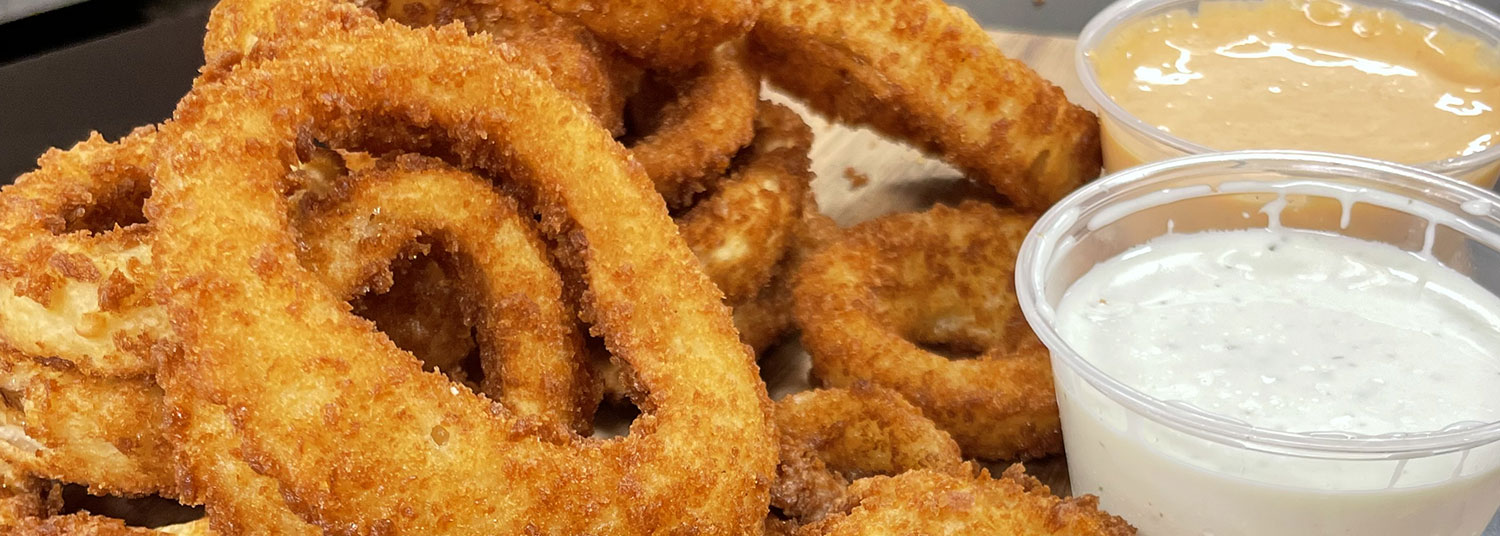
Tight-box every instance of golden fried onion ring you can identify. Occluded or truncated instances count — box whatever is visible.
[293,155,598,435]
[628,42,760,208]
[677,101,811,305]
[533,0,758,70]
[799,465,1136,536]
[793,201,1062,460]
[771,386,965,524]
[0,143,597,522]
[150,21,772,533]
[751,0,1101,209]
[0,128,163,379]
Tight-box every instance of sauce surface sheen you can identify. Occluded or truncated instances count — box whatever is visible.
[1055,228,1500,435]
[1093,0,1500,164]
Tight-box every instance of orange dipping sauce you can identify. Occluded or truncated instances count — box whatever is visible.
[1086,0,1500,181]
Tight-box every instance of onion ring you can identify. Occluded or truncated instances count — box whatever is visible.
[799,465,1136,536]
[792,201,1062,460]
[733,185,835,353]
[532,0,757,70]
[0,350,174,498]
[626,42,760,208]
[150,21,772,533]
[771,386,966,524]
[0,143,598,520]
[750,0,1101,209]
[292,154,598,434]
[0,459,59,529]
[375,0,639,135]
[204,0,635,134]
[677,101,811,304]
[292,149,479,381]
[0,127,163,379]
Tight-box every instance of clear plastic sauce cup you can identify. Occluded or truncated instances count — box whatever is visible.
[1017,150,1500,535]
[1075,0,1500,187]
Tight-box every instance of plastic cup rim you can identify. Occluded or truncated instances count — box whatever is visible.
[1072,0,1500,176]
[1016,149,1500,459]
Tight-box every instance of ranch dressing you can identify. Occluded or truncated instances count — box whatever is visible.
[1048,195,1500,535]
[1056,228,1500,436]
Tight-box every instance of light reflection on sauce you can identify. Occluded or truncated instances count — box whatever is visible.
[1092,0,1500,164]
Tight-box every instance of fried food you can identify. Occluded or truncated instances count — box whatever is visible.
[348,253,477,379]
[533,0,758,70]
[0,350,175,498]
[792,201,1062,460]
[750,0,1102,209]
[733,186,834,353]
[595,101,813,401]
[149,21,773,533]
[0,147,601,504]
[205,0,636,133]
[0,0,1131,529]
[155,352,319,535]
[798,466,1136,536]
[0,458,59,529]
[678,101,812,304]
[156,519,216,536]
[10,513,164,535]
[7,513,215,535]
[292,154,598,434]
[376,0,639,134]
[628,41,760,208]
[0,127,163,379]
[771,386,966,524]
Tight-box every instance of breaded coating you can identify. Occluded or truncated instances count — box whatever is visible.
[292,155,598,435]
[772,386,967,524]
[0,351,176,497]
[535,0,758,70]
[629,41,761,209]
[376,0,640,134]
[149,21,773,533]
[677,102,813,304]
[799,466,1136,536]
[0,458,60,529]
[11,513,172,536]
[732,186,836,353]
[752,0,1101,209]
[793,202,1062,460]
[0,127,165,379]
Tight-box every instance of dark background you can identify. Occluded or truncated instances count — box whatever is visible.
[0,0,1498,180]
[0,0,1124,180]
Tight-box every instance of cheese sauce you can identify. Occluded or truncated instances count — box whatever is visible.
[1092,0,1500,164]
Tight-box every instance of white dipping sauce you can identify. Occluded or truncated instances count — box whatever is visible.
[1051,228,1500,535]
[1057,228,1500,435]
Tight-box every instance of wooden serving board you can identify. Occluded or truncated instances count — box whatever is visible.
[755,30,1086,494]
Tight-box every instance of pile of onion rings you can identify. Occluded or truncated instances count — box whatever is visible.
[0,0,1132,534]
[792,201,1064,461]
